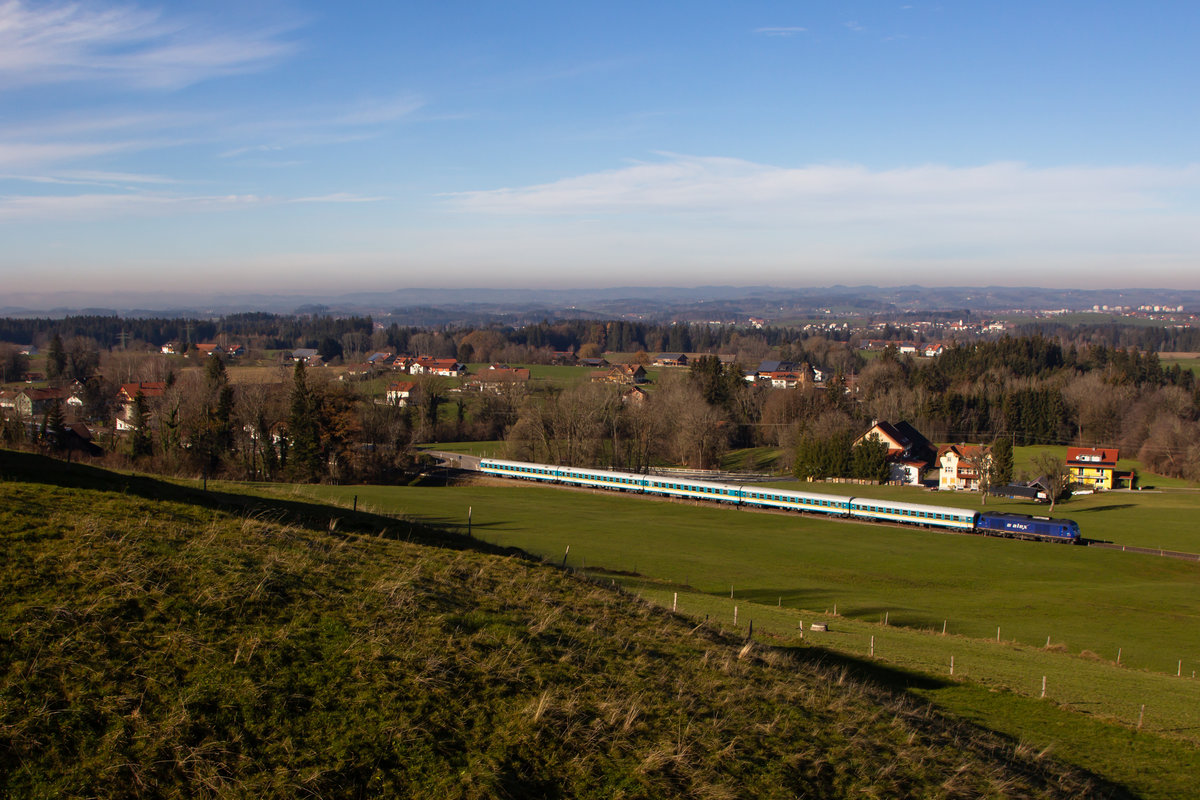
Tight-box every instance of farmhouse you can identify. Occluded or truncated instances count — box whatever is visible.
[654,353,688,367]
[469,367,530,392]
[385,381,416,406]
[410,357,466,377]
[1066,446,1120,489]
[855,420,936,485]
[115,382,167,431]
[291,348,322,365]
[938,444,986,491]
[591,364,646,385]
[8,387,79,419]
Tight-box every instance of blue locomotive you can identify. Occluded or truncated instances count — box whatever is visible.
[478,459,1081,544]
[973,512,1080,542]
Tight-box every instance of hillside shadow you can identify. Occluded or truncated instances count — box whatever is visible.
[778,641,949,692]
[0,449,529,560]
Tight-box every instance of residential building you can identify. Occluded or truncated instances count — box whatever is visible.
[469,367,530,392]
[385,381,416,406]
[855,420,937,485]
[1066,447,1119,489]
[938,444,986,491]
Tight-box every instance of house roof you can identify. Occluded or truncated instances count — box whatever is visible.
[757,360,797,374]
[1066,447,1119,467]
[859,420,935,466]
[118,382,167,400]
[387,381,416,393]
[938,443,986,466]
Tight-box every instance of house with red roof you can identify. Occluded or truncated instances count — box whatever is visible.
[938,443,986,491]
[1066,447,1120,490]
[855,420,937,486]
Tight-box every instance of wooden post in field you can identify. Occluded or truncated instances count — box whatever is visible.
[1046,635,1050,648]
[1041,676,1046,698]
[942,620,946,635]
[1179,660,1183,677]
[468,505,472,536]
[730,584,734,599]
[561,545,569,568]
[673,592,677,612]
[870,635,875,657]
[950,655,954,676]
[1117,647,1122,666]
[996,626,1001,642]
[734,606,738,626]
[1137,704,1145,730]
[884,611,889,626]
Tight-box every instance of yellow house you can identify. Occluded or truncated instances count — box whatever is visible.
[1066,447,1118,489]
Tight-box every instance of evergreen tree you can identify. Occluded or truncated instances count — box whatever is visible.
[41,400,67,451]
[129,390,153,459]
[991,437,1014,486]
[287,360,323,481]
[47,333,66,379]
[850,435,890,483]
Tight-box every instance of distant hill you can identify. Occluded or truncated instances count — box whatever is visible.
[0,450,1121,798]
[3,284,1198,323]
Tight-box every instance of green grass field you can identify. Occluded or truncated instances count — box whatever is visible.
[1158,353,1200,376]
[273,481,1200,676]
[7,449,1125,799]
[259,477,1200,798]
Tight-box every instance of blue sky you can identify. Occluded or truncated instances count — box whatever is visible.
[3,0,1200,295]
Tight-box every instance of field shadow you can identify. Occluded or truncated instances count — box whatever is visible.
[779,642,949,692]
[1074,504,1137,513]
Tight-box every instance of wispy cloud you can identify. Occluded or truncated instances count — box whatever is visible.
[844,21,866,33]
[0,0,300,90]
[0,140,154,169]
[449,155,1200,219]
[290,193,385,204]
[0,169,177,187]
[0,189,383,221]
[754,26,807,37]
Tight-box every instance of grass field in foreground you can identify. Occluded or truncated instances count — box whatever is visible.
[271,481,1200,678]
[257,478,1200,799]
[6,450,1120,799]
[620,583,1200,800]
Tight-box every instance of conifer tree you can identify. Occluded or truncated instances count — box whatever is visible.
[47,333,66,379]
[129,390,153,459]
[287,359,323,481]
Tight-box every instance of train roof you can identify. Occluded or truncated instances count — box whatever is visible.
[740,485,849,505]
[979,511,1079,526]
[849,496,977,518]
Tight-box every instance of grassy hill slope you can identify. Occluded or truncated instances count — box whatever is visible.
[1,451,1124,798]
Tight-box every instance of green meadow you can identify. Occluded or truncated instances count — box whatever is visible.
[262,477,1200,798]
[274,481,1200,677]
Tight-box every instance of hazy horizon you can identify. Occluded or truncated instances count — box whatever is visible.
[3,1,1199,294]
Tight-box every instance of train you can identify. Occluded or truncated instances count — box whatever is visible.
[477,458,1082,544]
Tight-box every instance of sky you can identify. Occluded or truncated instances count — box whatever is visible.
[3,0,1200,296]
